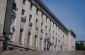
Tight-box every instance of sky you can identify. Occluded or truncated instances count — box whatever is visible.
[42,0,85,41]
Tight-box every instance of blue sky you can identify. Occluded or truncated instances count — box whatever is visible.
[42,0,85,41]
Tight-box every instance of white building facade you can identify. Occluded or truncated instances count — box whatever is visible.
[0,0,76,51]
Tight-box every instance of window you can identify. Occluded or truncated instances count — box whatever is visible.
[27,33,31,45]
[41,22,43,26]
[42,12,44,17]
[21,16,26,23]
[56,38,57,43]
[22,9,25,15]
[36,8,39,14]
[63,35,64,38]
[45,26,47,35]
[49,29,50,32]
[41,29,43,33]
[45,26,47,30]
[35,36,37,48]
[30,3,33,10]
[40,38,42,49]
[53,31,54,35]
[35,19,38,30]
[36,19,38,25]
[46,17,47,22]
[58,39,60,42]
[19,29,23,44]
[29,15,32,22]
[53,36,54,39]
[29,15,32,27]
[12,3,17,10]
[23,0,26,5]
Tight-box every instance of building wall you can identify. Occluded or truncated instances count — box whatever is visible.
[67,31,75,51]
[0,0,7,36]
[0,0,76,51]
[0,0,7,51]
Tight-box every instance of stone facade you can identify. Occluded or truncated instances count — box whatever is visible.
[0,0,76,51]
[0,0,7,51]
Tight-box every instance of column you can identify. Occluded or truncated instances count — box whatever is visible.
[37,11,42,50]
[12,0,23,43]
[21,0,30,46]
[29,5,36,48]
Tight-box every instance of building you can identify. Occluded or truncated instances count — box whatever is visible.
[0,0,76,51]
[76,41,85,50]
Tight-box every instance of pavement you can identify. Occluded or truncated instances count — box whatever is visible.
[1,51,85,55]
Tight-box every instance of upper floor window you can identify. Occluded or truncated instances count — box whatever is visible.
[45,26,47,30]
[36,19,38,24]
[53,36,54,39]
[12,3,17,10]
[58,39,60,42]
[36,8,39,15]
[63,35,64,38]
[36,19,38,30]
[53,31,54,34]
[23,0,26,5]
[41,22,43,27]
[42,12,44,17]
[29,15,32,27]
[30,3,33,10]
[41,29,43,33]
[21,16,26,23]
[46,17,47,22]
[56,38,57,43]
[22,9,25,15]
[29,15,32,22]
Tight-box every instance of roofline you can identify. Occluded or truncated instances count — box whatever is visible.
[35,0,68,33]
